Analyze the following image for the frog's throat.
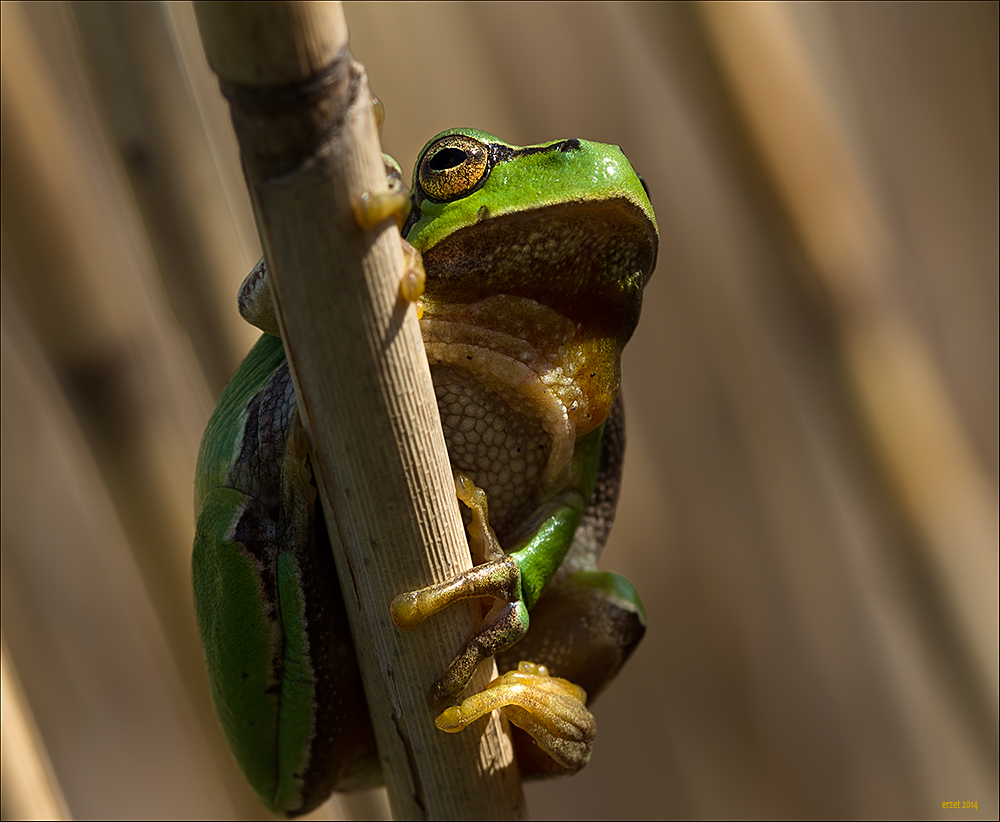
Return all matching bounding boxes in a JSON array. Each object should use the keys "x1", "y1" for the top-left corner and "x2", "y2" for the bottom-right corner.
[{"x1": 420, "y1": 296, "x2": 621, "y2": 494}]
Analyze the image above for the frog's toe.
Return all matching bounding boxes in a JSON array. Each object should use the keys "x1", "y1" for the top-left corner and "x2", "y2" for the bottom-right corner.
[
  {"x1": 436, "y1": 661, "x2": 595, "y2": 773},
  {"x1": 353, "y1": 187, "x2": 411, "y2": 231},
  {"x1": 389, "y1": 555, "x2": 521, "y2": 631},
  {"x1": 398, "y1": 241, "x2": 426, "y2": 306}
]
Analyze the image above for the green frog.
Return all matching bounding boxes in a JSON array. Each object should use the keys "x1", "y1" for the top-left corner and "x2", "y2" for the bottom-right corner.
[{"x1": 193, "y1": 128, "x2": 657, "y2": 816}]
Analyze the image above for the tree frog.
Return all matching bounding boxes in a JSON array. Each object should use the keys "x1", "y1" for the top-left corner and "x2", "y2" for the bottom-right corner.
[{"x1": 193, "y1": 128, "x2": 657, "y2": 816}]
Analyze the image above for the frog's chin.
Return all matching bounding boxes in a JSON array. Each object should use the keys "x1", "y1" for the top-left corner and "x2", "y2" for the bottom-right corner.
[
  {"x1": 416, "y1": 198, "x2": 654, "y2": 343},
  {"x1": 420, "y1": 295, "x2": 621, "y2": 491}
]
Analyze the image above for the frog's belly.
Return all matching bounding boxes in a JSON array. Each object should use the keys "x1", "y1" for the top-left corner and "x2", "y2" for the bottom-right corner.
[{"x1": 431, "y1": 364, "x2": 548, "y2": 541}]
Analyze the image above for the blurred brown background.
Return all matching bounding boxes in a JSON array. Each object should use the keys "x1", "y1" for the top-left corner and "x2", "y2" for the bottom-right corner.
[{"x1": 1, "y1": 2, "x2": 996, "y2": 819}]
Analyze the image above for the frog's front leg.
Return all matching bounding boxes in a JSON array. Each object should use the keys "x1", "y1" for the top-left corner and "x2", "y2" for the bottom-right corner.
[
  {"x1": 390, "y1": 467, "x2": 598, "y2": 770},
  {"x1": 390, "y1": 471, "x2": 533, "y2": 705},
  {"x1": 239, "y1": 156, "x2": 425, "y2": 341}
]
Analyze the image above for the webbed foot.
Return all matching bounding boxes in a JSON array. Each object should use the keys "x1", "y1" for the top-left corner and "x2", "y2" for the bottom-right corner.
[{"x1": 436, "y1": 661, "x2": 596, "y2": 773}]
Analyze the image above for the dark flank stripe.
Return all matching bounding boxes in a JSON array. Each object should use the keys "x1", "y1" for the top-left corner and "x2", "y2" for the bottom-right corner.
[
  {"x1": 229, "y1": 361, "x2": 295, "y2": 517},
  {"x1": 235, "y1": 390, "x2": 264, "y2": 471},
  {"x1": 286, "y1": 498, "x2": 380, "y2": 812},
  {"x1": 489, "y1": 138, "x2": 582, "y2": 165}
]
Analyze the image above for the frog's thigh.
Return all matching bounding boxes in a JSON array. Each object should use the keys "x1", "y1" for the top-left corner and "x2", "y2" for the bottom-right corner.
[
  {"x1": 193, "y1": 487, "x2": 285, "y2": 808},
  {"x1": 194, "y1": 487, "x2": 378, "y2": 815}
]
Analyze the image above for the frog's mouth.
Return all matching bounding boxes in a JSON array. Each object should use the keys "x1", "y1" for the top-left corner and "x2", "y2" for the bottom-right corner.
[{"x1": 417, "y1": 199, "x2": 656, "y2": 492}]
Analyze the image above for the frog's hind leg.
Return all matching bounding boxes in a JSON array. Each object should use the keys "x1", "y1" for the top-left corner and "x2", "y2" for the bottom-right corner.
[
  {"x1": 435, "y1": 660, "x2": 596, "y2": 774},
  {"x1": 432, "y1": 567, "x2": 646, "y2": 778},
  {"x1": 497, "y1": 570, "x2": 647, "y2": 699},
  {"x1": 494, "y1": 569, "x2": 647, "y2": 778}
]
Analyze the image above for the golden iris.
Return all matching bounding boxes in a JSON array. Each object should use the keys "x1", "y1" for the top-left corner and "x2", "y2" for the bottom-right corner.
[{"x1": 418, "y1": 134, "x2": 490, "y2": 202}]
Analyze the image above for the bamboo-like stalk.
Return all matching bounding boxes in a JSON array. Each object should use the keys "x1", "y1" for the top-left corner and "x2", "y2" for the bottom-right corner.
[
  {"x1": 194, "y1": 3, "x2": 525, "y2": 818},
  {"x1": 0, "y1": 638, "x2": 70, "y2": 821}
]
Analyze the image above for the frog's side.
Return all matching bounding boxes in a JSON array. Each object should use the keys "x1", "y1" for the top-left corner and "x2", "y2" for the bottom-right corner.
[{"x1": 193, "y1": 130, "x2": 657, "y2": 816}]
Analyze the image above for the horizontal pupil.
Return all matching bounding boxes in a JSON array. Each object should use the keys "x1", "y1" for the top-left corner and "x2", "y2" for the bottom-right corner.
[{"x1": 430, "y1": 147, "x2": 468, "y2": 172}]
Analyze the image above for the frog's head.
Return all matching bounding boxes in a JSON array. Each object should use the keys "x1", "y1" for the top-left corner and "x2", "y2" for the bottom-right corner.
[
  {"x1": 404, "y1": 129, "x2": 657, "y2": 335},
  {"x1": 404, "y1": 129, "x2": 657, "y2": 474}
]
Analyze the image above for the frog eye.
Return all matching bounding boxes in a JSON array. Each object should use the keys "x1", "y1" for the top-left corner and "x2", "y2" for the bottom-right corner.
[{"x1": 417, "y1": 134, "x2": 490, "y2": 202}]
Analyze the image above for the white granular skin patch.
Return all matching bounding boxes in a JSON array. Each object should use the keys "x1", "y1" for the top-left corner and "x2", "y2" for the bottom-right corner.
[{"x1": 432, "y1": 365, "x2": 549, "y2": 539}]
